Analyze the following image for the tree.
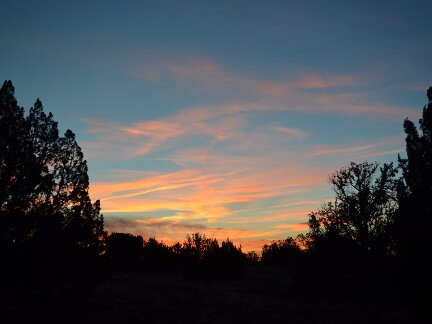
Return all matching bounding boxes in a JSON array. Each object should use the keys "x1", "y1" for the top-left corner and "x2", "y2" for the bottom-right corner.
[
  {"x1": 398, "y1": 86, "x2": 432, "y2": 258},
  {"x1": 105, "y1": 232, "x2": 144, "y2": 269},
  {"x1": 297, "y1": 162, "x2": 399, "y2": 295},
  {"x1": 181, "y1": 232, "x2": 218, "y2": 261},
  {"x1": 142, "y1": 237, "x2": 176, "y2": 269},
  {"x1": 179, "y1": 233, "x2": 246, "y2": 279},
  {"x1": 204, "y1": 238, "x2": 246, "y2": 278},
  {"x1": 0, "y1": 81, "x2": 39, "y2": 219},
  {"x1": 396, "y1": 87, "x2": 432, "y2": 311},
  {"x1": 245, "y1": 251, "x2": 260, "y2": 264},
  {"x1": 261, "y1": 237, "x2": 302, "y2": 267},
  {"x1": 0, "y1": 80, "x2": 104, "y2": 255},
  {"x1": 306, "y1": 161, "x2": 399, "y2": 256}
]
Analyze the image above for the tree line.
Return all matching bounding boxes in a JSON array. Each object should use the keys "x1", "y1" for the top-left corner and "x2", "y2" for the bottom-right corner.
[{"x1": 1, "y1": 80, "x2": 431, "y2": 307}]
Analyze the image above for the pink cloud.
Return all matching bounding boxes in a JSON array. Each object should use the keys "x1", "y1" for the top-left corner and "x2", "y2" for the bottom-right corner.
[
  {"x1": 128, "y1": 56, "x2": 419, "y2": 121},
  {"x1": 296, "y1": 73, "x2": 357, "y2": 89},
  {"x1": 307, "y1": 135, "x2": 404, "y2": 158},
  {"x1": 270, "y1": 126, "x2": 309, "y2": 139},
  {"x1": 169, "y1": 59, "x2": 224, "y2": 79},
  {"x1": 134, "y1": 57, "x2": 360, "y2": 96},
  {"x1": 308, "y1": 143, "x2": 380, "y2": 157},
  {"x1": 257, "y1": 73, "x2": 358, "y2": 96}
]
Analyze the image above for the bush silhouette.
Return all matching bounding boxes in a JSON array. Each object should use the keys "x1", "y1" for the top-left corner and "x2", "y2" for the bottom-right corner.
[
  {"x1": 105, "y1": 232, "x2": 144, "y2": 269},
  {"x1": 180, "y1": 233, "x2": 246, "y2": 279},
  {"x1": 261, "y1": 238, "x2": 303, "y2": 268},
  {"x1": 142, "y1": 237, "x2": 177, "y2": 269},
  {"x1": 203, "y1": 238, "x2": 246, "y2": 279}
]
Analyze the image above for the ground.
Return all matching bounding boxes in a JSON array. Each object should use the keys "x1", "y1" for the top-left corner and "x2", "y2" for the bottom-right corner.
[{"x1": 5, "y1": 266, "x2": 415, "y2": 323}]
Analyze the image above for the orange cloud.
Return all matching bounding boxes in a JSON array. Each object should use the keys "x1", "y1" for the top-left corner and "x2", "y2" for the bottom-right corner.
[
  {"x1": 90, "y1": 162, "x2": 328, "y2": 225},
  {"x1": 274, "y1": 222, "x2": 309, "y2": 232}
]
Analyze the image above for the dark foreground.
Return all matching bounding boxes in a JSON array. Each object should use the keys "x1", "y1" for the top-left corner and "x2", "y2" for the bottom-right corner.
[{"x1": 2, "y1": 266, "x2": 418, "y2": 324}]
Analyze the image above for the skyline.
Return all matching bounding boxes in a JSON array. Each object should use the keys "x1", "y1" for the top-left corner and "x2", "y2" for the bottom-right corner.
[{"x1": 1, "y1": 1, "x2": 431, "y2": 250}]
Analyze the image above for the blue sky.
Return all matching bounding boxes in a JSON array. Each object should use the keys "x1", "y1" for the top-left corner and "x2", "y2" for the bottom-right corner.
[{"x1": 1, "y1": 0, "x2": 431, "y2": 250}]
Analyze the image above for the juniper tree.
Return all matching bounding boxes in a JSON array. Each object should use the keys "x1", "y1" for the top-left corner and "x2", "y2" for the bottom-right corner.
[{"x1": 0, "y1": 80, "x2": 104, "y2": 254}]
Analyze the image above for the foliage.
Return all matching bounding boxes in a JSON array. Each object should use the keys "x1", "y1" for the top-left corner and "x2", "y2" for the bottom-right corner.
[
  {"x1": 180, "y1": 233, "x2": 246, "y2": 279},
  {"x1": 0, "y1": 80, "x2": 105, "y2": 256},
  {"x1": 204, "y1": 238, "x2": 246, "y2": 278},
  {"x1": 105, "y1": 232, "x2": 144, "y2": 269},
  {"x1": 306, "y1": 161, "x2": 399, "y2": 256},
  {"x1": 0, "y1": 80, "x2": 107, "y2": 315},
  {"x1": 395, "y1": 86, "x2": 432, "y2": 308},
  {"x1": 399, "y1": 87, "x2": 432, "y2": 198},
  {"x1": 142, "y1": 237, "x2": 176, "y2": 269},
  {"x1": 261, "y1": 238, "x2": 303, "y2": 267},
  {"x1": 181, "y1": 232, "x2": 219, "y2": 261},
  {"x1": 397, "y1": 86, "x2": 432, "y2": 258},
  {"x1": 245, "y1": 251, "x2": 260, "y2": 264}
]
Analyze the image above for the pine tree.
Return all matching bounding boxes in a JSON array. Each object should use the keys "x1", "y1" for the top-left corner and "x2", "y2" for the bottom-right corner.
[
  {"x1": 398, "y1": 86, "x2": 432, "y2": 258},
  {"x1": 399, "y1": 87, "x2": 432, "y2": 211},
  {"x1": 0, "y1": 80, "x2": 104, "y2": 255}
]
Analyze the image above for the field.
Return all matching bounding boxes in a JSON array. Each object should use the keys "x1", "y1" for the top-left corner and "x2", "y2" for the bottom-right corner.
[{"x1": 8, "y1": 266, "x2": 415, "y2": 324}]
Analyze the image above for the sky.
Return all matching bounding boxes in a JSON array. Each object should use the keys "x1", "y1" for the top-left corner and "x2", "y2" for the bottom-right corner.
[{"x1": 1, "y1": 0, "x2": 431, "y2": 251}]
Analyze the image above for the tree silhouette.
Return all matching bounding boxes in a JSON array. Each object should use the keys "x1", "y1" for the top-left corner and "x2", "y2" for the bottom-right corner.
[
  {"x1": 204, "y1": 238, "x2": 246, "y2": 279},
  {"x1": 0, "y1": 81, "x2": 40, "y2": 247},
  {"x1": 105, "y1": 232, "x2": 144, "y2": 269},
  {"x1": 0, "y1": 80, "x2": 104, "y2": 256},
  {"x1": 142, "y1": 237, "x2": 176, "y2": 269},
  {"x1": 396, "y1": 87, "x2": 432, "y2": 314},
  {"x1": 306, "y1": 161, "x2": 398, "y2": 257},
  {"x1": 181, "y1": 232, "x2": 218, "y2": 261},
  {"x1": 245, "y1": 251, "x2": 260, "y2": 264},
  {"x1": 179, "y1": 233, "x2": 246, "y2": 279},
  {"x1": 0, "y1": 80, "x2": 107, "y2": 323},
  {"x1": 297, "y1": 161, "x2": 402, "y2": 296},
  {"x1": 261, "y1": 238, "x2": 302, "y2": 267},
  {"x1": 398, "y1": 86, "x2": 432, "y2": 258}
]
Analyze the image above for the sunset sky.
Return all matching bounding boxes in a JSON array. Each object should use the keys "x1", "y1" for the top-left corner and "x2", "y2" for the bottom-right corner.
[{"x1": 1, "y1": 0, "x2": 431, "y2": 251}]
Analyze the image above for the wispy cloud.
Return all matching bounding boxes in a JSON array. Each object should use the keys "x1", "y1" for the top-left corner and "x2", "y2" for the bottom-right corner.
[
  {"x1": 82, "y1": 101, "x2": 310, "y2": 161},
  {"x1": 83, "y1": 56, "x2": 413, "y2": 250},
  {"x1": 274, "y1": 222, "x2": 309, "y2": 232},
  {"x1": 307, "y1": 135, "x2": 404, "y2": 159},
  {"x1": 130, "y1": 56, "x2": 417, "y2": 120},
  {"x1": 84, "y1": 98, "x2": 405, "y2": 250},
  {"x1": 270, "y1": 126, "x2": 309, "y2": 140},
  {"x1": 134, "y1": 58, "x2": 359, "y2": 96},
  {"x1": 91, "y1": 165, "x2": 326, "y2": 222}
]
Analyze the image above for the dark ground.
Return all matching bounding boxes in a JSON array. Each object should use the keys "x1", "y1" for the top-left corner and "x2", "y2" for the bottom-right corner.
[{"x1": 3, "y1": 266, "x2": 417, "y2": 324}]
